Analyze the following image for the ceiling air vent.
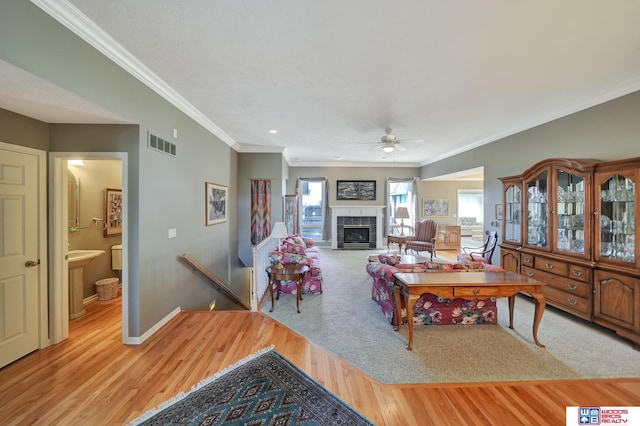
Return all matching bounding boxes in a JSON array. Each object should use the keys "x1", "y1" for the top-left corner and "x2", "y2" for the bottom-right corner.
[{"x1": 147, "y1": 132, "x2": 176, "y2": 157}]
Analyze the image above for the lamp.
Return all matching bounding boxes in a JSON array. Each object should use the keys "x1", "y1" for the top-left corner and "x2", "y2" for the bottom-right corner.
[
  {"x1": 270, "y1": 221, "x2": 288, "y2": 245},
  {"x1": 395, "y1": 207, "x2": 410, "y2": 235},
  {"x1": 382, "y1": 145, "x2": 395, "y2": 153}
]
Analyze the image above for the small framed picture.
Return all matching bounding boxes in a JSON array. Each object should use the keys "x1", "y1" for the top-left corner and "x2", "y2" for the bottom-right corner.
[
  {"x1": 495, "y1": 204, "x2": 503, "y2": 220},
  {"x1": 104, "y1": 188, "x2": 123, "y2": 237},
  {"x1": 206, "y1": 182, "x2": 227, "y2": 225}
]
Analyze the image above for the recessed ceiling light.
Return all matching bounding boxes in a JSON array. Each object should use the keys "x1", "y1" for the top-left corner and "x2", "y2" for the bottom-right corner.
[
  {"x1": 334, "y1": 156, "x2": 342, "y2": 160},
  {"x1": 269, "y1": 129, "x2": 278, "y2": 134}
]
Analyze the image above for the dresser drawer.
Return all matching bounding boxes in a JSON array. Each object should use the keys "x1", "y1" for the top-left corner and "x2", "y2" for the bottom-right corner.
[
  {"x1": 568, "y1": 264, "x2": 590, "y2": 283},
  {"x1": 521, "y1": 253, "x2": 535, "y2": 267},
  {"x1": 543, "y1": 286, "x2": 591, "y2": 316},
  {"x1": 521, "y1": 266, "x2": 543, "y2": 280},
  {"x1": 534, "y1": 257, "x2": 568, "y2": 276},
  {"x1": 544, "y1": 274, "x2": 591, "y2": 299}
]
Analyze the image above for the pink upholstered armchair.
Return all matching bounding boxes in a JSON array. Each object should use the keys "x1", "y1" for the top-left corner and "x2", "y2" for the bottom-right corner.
[{"x1": 404, "y1": 219, "x2": 438, "y2": 259}]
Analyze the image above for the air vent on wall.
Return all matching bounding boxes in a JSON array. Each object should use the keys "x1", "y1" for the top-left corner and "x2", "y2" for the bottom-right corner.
[{"x1": 147, "y1": 132, "x2": 176, "y2": 157}]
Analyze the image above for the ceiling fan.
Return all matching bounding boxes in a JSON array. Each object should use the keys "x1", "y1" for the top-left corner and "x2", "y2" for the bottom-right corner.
[{"x1": 368, "y1": 127, "x2": 424, "y2": 153}]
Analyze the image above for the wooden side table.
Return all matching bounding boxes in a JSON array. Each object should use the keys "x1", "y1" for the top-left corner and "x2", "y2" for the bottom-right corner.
[
  {"x1": 387, "y1": 234, "x2": 407, "y2": 252},
  {"x1": 265, "y1": 264, "x2": 310, "y2": 313}
]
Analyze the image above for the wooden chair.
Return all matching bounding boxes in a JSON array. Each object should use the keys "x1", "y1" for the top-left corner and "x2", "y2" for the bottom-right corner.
[
  {"x1": 404, "y1": 219, "x2": 438, "y2": 259},
  {"x1": 457, "y1": 230, "x2": 498, "y2": 264}
]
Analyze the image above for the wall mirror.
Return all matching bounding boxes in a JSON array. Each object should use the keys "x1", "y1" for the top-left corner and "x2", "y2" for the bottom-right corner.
[{"x1": 68, "y1": 170, "x2": 80, "y2": 228}]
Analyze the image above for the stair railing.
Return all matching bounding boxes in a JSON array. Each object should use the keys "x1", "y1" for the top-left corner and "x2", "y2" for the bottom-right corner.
[{"x1": 179, "y1": 254, "x2": 250, "y2": 310}]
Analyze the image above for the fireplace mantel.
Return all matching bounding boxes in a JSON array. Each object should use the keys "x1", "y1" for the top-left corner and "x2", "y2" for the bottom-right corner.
[{"x1": 330, "y1": 205, "x2": 385, "y2": 249}]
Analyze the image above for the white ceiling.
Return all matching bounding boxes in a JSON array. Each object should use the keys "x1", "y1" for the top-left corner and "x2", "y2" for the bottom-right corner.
[{"x1": 4, "y1": 1, "x2": 640, "y2": 167}]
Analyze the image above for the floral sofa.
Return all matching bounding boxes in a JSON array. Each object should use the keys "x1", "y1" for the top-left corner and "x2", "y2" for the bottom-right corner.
[
  {"x1": 268, "y1": 234, "x2": 323, "y2": 294},
  {"x1": 366, "y1": 255, "x2": 503, "y2": 327}
]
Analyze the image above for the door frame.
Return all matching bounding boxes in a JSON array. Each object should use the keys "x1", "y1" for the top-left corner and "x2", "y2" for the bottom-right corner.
[
  {"x1": 49, "y1": 152, "x2": 129, "y2": 344},
  {"x1": 0, "y1": 141, "x2": 49, "y2": 350}
]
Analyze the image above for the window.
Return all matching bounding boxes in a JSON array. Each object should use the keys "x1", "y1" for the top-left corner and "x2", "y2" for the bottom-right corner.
[
  {"x1": 298, "y1": 178, "x2": 327, "y2": 241},
  {"x1": 387, "y1": 179, "x2": 416, "y2": 236},
  {"x1": 457, "y1": 189, "x2": 484, "y2": 223}
]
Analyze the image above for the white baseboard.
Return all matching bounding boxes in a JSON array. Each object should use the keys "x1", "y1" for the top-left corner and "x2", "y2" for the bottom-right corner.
[{"x1": 125, "y1": 306, "x2": 181, "y2": 345}]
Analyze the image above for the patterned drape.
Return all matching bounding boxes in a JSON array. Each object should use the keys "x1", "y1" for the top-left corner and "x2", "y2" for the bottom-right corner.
[{"x1": 251, "y1": 179, "x2": 272, "y2": 244}]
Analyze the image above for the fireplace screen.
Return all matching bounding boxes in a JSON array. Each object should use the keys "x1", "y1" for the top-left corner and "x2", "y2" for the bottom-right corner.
[{"x1": 343, "y1": 225, "x2": 370, "y2": 249}]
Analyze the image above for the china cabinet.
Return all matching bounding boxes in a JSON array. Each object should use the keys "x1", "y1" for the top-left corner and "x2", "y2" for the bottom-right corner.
[{"x1": 499, "y1": 157, "x2": 640, "y2": 347}]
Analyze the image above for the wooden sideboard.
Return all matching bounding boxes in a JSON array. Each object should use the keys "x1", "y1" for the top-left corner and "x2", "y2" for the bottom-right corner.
[{"x1": 436, "y1": 225, "x2": 461, "y2": 250}]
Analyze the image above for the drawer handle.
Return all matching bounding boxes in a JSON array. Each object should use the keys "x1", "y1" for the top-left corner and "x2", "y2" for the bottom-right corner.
[
  {"x1": 472, "y1": 288, "x2": 480, "y2": 296},
  {"x1": 568, "y1": 283, "x2": 578, "y2": 291},
  {"x1": 572, "y1": 270, "x2": 583, "y2": 277},
  {"x1": 526, "y1": 271, "x2": 534, "y2": 277},
  {"x1": 568, "y1": 298, "x2": 578, "y2": 306},
  {"x1": 545, "y1": 263, "x2": 554, "y2": 269},
  {"x1": 524, "y1": 256, "x2": 531, "y2": 262}
]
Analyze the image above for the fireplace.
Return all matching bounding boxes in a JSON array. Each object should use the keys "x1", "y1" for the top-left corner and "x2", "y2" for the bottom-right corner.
[
  {"x1": 330, "y1": 205, "x2": 385, "y2": 249},
  {"x1": 336, "y1": 215, "x2": 377, "y2": 249},
  {"x1": 343, "y1": 225, "x2": 370, "y2": 249}
]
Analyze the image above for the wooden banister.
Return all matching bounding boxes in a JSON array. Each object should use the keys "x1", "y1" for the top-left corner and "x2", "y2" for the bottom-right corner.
[{"x1": 179, "y1": 254, "x2": 250, "y2": 310}]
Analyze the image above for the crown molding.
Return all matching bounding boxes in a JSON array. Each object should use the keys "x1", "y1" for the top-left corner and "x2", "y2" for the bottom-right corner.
[{"x1": 31, "y1": 0, "x2": 240, "y2": 151}]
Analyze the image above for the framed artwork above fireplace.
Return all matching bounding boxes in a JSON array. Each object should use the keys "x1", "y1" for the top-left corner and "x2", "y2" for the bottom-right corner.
[{"x1": 336, "y1": 180, "x2": 376, "y2": 200}]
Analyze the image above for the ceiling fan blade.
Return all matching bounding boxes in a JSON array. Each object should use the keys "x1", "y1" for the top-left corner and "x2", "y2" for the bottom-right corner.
[
  {"x1": 396, "y1": 144, "x2": 407, "y2": 151},
  {"x1": 397, "y1": 138, "x2": 424, "y2": 143}
]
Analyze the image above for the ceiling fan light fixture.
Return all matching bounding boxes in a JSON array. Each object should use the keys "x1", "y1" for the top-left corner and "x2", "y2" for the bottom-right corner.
[{"x1": 382, "y1": 145, "x2": 395, "y2": 153}]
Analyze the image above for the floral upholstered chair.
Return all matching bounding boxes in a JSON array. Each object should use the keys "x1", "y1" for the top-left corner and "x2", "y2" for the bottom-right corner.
[{"x1": 404, "y1": 219, "x2": 438, "y2": 259}]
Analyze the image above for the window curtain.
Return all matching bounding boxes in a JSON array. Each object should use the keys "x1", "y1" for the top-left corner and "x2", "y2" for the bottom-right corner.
[
  {"x1": 386, "y1": 177, "x2": 418, "y2": 235},
  {"x1": 250, "y1": 179, "x2": 272, "y2": 244}
]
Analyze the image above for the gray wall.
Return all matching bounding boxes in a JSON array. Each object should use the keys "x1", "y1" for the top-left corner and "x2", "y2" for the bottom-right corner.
[
  {"x1": 421, "y1": 90, "x2": 640, "y2": 259},
  {"x1": 1, "y1": 2, "x2": 244, "y2": 336},
  {"x1": 287, "y1": 166, "x2": 421, "y2": 205},
  {"x1": 2, "y1": 1, "x2": 639, "y2": 337}
]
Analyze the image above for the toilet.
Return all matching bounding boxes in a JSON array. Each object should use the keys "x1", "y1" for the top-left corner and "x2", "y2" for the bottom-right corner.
[{"x1": 111, "y1": 244, "x2": 122, "y2": 272}]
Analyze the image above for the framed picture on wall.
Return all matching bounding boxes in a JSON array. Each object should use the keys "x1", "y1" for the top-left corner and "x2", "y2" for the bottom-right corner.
[
  {"x1": 495, "y1": 204, "x2": 504, "y2": 220},
  {"x1": 422, "y1": 198, "x2": 449, "y2": 217},
  {"x1": 206, "y1": 182, "x2": 227, "y2": 225},
  {"x1": 336, "y1": 180, "x2": 376, "y2": 200},
  {"x1": 104, "y1": 188, "x2": 122, "y2": 236}
]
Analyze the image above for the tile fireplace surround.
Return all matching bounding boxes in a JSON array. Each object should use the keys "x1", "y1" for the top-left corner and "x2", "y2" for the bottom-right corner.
[{"x1": 330, "y1": 205, "x2": 385, "y2": 249}]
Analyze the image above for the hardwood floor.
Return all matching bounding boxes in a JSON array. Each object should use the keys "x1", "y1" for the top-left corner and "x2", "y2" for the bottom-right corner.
[{"x1": 1, "y1": 289, "x2": 639, "y2": 425}]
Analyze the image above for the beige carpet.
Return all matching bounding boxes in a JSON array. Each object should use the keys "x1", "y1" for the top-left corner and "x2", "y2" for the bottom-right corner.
[{"x1": 262, "y1": 247, "x2": 640, "y2": 384}]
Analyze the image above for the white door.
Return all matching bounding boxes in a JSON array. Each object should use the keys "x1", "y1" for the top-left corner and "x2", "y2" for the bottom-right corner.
[{"x1": 0, "y1": 145, "x2": 40, "y2": 368}]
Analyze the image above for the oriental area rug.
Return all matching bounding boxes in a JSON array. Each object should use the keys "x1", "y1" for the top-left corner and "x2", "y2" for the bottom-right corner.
[{"x1": 129, "y1": 347, "x2": 373, "y2": 426}]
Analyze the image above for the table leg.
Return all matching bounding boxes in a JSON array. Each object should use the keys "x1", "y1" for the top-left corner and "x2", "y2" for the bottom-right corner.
[
  {"x1": 530, "y1": 292, "x2": 546, "y2": 348},
  {"x1": 296, "y1": 275, "x2": 302, "y2": 313},
  {"x1": 268, "y1": 277, "x2": 275, "y2": 312},
  {"x1": 393, "y1": 285, "x2": 402, "y2": 331},
  {"x1": 508, "y1": 295, "x2": 515, "y2": 329},
  {"x1": 403, "y1": 292, "x2": 419, "y2": 351}
]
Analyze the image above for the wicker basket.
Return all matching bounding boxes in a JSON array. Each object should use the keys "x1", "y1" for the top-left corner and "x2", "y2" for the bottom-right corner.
[{"x1": 95, "y1": 278, "x2": 119, "y2": 301}]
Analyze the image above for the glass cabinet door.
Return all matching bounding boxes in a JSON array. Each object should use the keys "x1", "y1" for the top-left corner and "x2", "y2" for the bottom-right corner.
[
  {"x1": 555, "y1": 169, "x2": 587, "y2": 255},
  {"x1": 525, "y1": 171, "x2": 549, "y2": 249},
  {"x1": 504, "y1": 184, "x2": 522, "y2": 243},
  {"x1": 597, "y1": 173, "x2": 635, "y2": 264}
]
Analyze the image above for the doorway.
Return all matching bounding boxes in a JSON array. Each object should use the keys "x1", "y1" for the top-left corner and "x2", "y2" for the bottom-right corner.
[{"x1": 50, "y1": 153, "x2": 129, "y2": 344}]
